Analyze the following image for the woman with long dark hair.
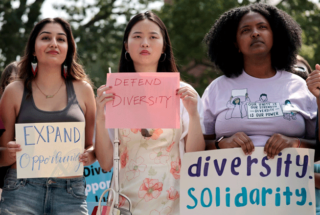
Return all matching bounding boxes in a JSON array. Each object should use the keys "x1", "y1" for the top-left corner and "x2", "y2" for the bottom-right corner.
[
  {"x1": 0, "y1": 17, "x2": 96, "y2": 214},
  {"x1": 95, "y1": 11, "x2": 205, "y2": 214},
  {"x1": 202, "y1": 3, "x2": 317, "y2": 160}
]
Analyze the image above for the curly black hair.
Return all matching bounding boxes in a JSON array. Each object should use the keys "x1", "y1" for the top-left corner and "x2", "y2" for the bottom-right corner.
[{"x1": 205, "y1": 3, "x2": 302, "y2": 78}]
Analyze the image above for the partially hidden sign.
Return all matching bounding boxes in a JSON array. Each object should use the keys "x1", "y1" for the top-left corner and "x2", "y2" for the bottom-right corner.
[
  {"x1": 105, "y1": 73, "x2": 180, "y2": 128},
  {"x1": 180, "y1": 148, "x2": 315, "y2": 215},
  {"x1": 15, "y1": 122, "x2": 85, "y2": 178}
]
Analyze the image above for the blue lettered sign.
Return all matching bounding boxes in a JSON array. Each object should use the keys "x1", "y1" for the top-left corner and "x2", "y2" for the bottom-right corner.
[
  {"x1": 180, "y1": 148, "x2": 315, "y2": 215},
  {"x1": 15, "y1": 122, "x2": 85, "y2": 178},
  {"x1": 85, "y1": 161, "x2": 113, "y2": 214}
]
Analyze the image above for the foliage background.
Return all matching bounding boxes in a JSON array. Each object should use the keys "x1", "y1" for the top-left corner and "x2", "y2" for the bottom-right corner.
[{"x1": 0, "y1": 0, "x2": 319, "y2": 95}]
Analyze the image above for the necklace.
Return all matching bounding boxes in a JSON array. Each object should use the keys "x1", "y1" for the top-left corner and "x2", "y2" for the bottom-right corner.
[{"x1": 34, "y1": 81, "x2": 64, "y2": 99}]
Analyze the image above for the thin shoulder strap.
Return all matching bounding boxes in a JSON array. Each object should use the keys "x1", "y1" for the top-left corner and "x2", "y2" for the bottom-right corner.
[{"x1": 66, "y1": 79, "x2": 76, "y2": 103}]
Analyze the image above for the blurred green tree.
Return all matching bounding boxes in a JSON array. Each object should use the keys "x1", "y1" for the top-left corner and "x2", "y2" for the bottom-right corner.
[
  {"x1": 0, "y1": 0, "x2": 319, "y2": 94},
  {"x1": 54, "y1": 0, "x2": 159, "y2": 88},
  {"x1": 277, "y1": 0, "x2": 320, "y2": 68},
  {"x1": 0, "y1": 0, "x2": 159, "y2": 88},
  {"x1": 0, "y1": 0, "x2": 45, "y2": 69},
  {"x1": 157, "y1": 0, "x2": 320, "y2": 95}
]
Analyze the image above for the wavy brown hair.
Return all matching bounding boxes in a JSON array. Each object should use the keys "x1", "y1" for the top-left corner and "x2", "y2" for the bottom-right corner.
[
  {"x1": 118, "y1": 11, "x2": 179, "y2": 73},
  {"x1": 0, "y1": 61, "x2": 18, "y2": 96},
  {"x1": 19, "y1": 17, "x2": 92, "y2": 94}
]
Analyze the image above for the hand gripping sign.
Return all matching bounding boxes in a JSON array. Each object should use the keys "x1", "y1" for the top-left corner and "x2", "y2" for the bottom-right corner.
[
  {"x1": 104, "y1": 73, "x2": 180, "y2": 129},
  {"x1": 15, "y1": 122, "x2": 85, "y2": 178},
  {"x1": 180, "y1": 148, "x2": 315, "y2": 215}
]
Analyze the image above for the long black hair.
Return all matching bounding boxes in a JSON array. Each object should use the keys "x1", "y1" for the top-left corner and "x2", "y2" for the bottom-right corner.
[{"x1": 118, "y1": 11, "x2": 179, "y2": 73}]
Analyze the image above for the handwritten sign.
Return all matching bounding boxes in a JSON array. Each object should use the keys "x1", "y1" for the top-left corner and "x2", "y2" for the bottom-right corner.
[
  {"x1": 247, "y1": 102, "x2": 284, "y2": 119},
  {"x1": 105, "y1": 73, "x2": 180, "y2": 128},
  {"x1": 180, "y1": 148, "x2": 315, "y2": 215},
  {"x1": 15, "y1": 122, "x2": 85, "y2": 178}
]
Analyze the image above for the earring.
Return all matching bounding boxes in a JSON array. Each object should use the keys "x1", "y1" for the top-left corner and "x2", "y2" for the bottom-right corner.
[
  {"x1": 63, "y1": 63, "x2": 68, "y2": 78},
  {"x1": 125, "y1": 51, "x2": 130, "y2": 61},
  {"x1": 160, "y1": 53, "x2": 166, "y2": 62},
  {"x1": 31, "y1": 56, "x2": 38, "y2": 77}
]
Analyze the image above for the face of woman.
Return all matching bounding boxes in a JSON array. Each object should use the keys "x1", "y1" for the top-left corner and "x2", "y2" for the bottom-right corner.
[
  {"x1": 236, "y1": 12, "x2": 273, "y2": 57},
  {"x1": 34, "y1": 23, "x2": 68, "y2": 67},
  {"x1": 125, "y1": 19, "x2": 164, "y2": 71}
]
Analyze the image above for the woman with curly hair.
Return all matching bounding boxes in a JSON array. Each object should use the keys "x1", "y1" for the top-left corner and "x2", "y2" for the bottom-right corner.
[{"x1": 202, "y1": 3, "x2": 318, "y2": 160}]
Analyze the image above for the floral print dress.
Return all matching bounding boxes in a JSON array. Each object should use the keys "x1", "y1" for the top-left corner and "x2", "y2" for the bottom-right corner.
[{"x1": 117, "y1": 127, "x2": 182, "y2": 215}]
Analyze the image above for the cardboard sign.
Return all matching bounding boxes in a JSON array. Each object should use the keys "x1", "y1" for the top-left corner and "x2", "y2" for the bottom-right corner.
[
  {"x1": 15, "y1": 122, "x2": 85, "y2": 178},
  {"x1": 180, "y1": 148, "x2": 315, "y2": 215},
  {"x1": 105, "y1": 73, "x2": 180, "y2": 128}
]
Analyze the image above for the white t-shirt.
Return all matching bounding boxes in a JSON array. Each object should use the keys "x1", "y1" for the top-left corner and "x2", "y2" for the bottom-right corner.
[
  {"x1": 202, "y1": 70, "x2": 317, "y2": 147},
  {"x1": 108, "y1": 81, "x2": 205, "y2": 157}
]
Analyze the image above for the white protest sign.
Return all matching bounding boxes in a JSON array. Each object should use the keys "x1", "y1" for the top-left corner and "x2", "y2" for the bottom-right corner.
[
  {"x1": 232, "y1": 89, "x2": 247, "y2": 97},
  {"x1": 247, "y1": 102, "x2": 284, "y2": 119},
  {"x1": 15, "y1": 122, "x2": 85, "y2": 178},
  {"x1": 180, "y1": 148, "x2": 315, "y2": 215}
]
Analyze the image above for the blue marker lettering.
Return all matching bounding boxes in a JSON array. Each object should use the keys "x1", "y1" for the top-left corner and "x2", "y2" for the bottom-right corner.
[
  {"x1": 46, "y1": 125, "x2": 54, "y2": 142},
  {"x1": 34, "y1": 126, "x2": 46, "y2": 144},
  {"x1": 24, "y1": 126, "x2": 35, "y2": 145},
  {"x1": 19, "y1": 153, "x2": 30, "y2": 168},
  {"x1": 64, "y1": 128, "x2": 72, "y2": 142},
  {"x1": 55, "y1": 127, "x2": 62, "y2": 142},
  {"x1": 249, "y1": 188, "x2": 260, "y2": 205},
  {"x1": 200, "y1": 188, "x2": 212, "y2": 207},
  {"x1": 74, "y1": 127, "x2": 80, "y2": 143},
  {"x1": 187, "y1": 188, "x2": 198, "y2": 209},
  {"x1": 262, "y1": 187, "x2": 272, "y2": 206},
  {"x1": 283, "y1": 186, "x2": 292, "y2": 205},
  {"x1": 235, "y1": 187, "x2": 247, "y2": 207},
  {"x1": 295, "y1": 188, "x2": 306, "y2": 206}
]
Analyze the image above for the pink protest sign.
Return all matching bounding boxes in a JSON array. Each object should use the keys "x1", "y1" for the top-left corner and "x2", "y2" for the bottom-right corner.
[{"x1": 105, "y1": 73, "x2": 180, "y2": 128}]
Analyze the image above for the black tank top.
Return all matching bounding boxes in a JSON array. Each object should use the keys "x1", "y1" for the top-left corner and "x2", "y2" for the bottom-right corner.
[{"x1": 16, "y1": 79, "x2": 85, "y2": 123}]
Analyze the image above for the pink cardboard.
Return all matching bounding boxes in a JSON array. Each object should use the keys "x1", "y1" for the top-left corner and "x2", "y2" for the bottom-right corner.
[{"x1": 105, "y1": 73, "x2": 180, "y2": 128}]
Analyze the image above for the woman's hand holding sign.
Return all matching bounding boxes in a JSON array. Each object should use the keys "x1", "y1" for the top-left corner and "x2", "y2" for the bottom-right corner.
[
  {"x1": 79, "y1": 148, "x2": 95, "y2": 166},
  {"x1": 177, "y1": 86, "x2": 205, "y2": 152},
  {"x1": 96, "y1": 85, "x2": 114, "y2": 120},
  {"x1": 7, "y1": 141, "x2": 21, "y2": 160},
  {"x1": 264, "y1": 134, "x2": 299, "y2": 159},
  {"x1": 177, "y1": 86, "x2": 198, "y2": 116},
  {"x1": 218, "y1": 132, "x2": 254, "y2": 155},
  {"x1": 306, "y1": 64, "x2": 320, "y2": 99}
]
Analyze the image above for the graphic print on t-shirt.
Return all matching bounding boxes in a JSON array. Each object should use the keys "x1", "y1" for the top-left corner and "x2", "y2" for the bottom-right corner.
[
  {"x1": 255, "y1": 93, "x2": 268, "y2": 102},
  {"x1": 282, "y1": 99, "x2": 297, "y2": 121},
  {"x1": 225, "y1": 90, "x2": 297, "y2": 120},
  {"x1": 225, "y1": 89, "x2": 251, "y2": 119}
]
